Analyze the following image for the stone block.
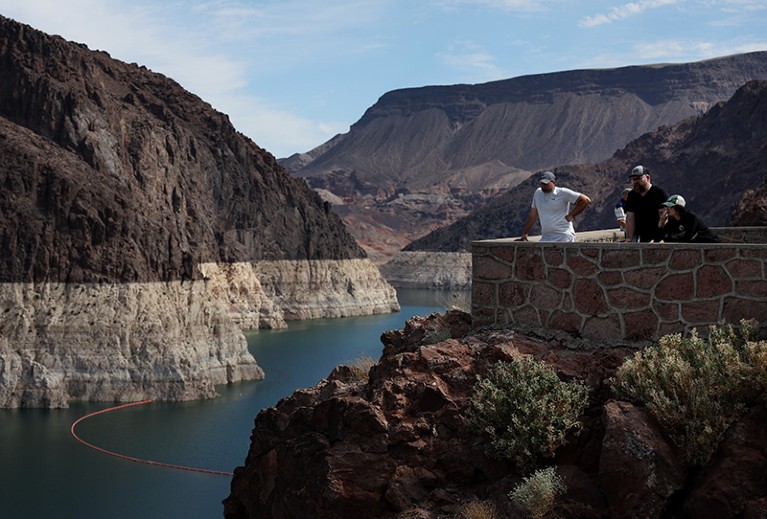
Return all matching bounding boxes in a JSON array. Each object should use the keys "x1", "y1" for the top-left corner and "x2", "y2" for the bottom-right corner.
[
  {"x1": 598, "y1": 271, "x2": 623, "y2": 286},
  {"x1": 472, "y1": 255, "x2": 512, "y2": 281},
  {"x1": 624, "y1": 267, "x2": 667, "y2": 290},
  {"x1": 735, "y1": 280, "x2": 767, "y2": 298},
  {"x1": 492, "y1": 246, "x2": 517, "y2": 263},
  {"x1": 658, "y1": 321, "x2": 684, "y2": 338},
  {"x1": 722, "y1": 297, "x2": 767, "y2": 323},
  {"x1": 653, "y1": 301, "x2": 679, "y2": 321},
  {"x1": 601, "y1": 249, "x2": 641, "y2": 269},
  {"x1": 543, "y1": 248, "x2": 564, "y2": 266},
  {"x1": 514, "y1": 305, "x2": 541, "y2": 327},
  {"x1": 574, "y1": 279, "x2": 608, "y2": 315},
  {"x1": 623, "y1": 310, "x2": 659, "y2": 341},
  {"x1": 669, "y1": 249, "x2": 702, "y2": 270},
  {"x1": 607, "y1": 287, "x2": 652, "y2": 310},
  {"x1": 472, "y1": 308, "x2": 496, "y2": 327},
  {"x1": 697, "y1": 265, "x2": 733, "y2": 298},
  {"x1": 704, "y1": 248, "x2": 737, "y2": 262},
  {"x1": 567, "y1": 253, "x2": 600, "y2": 277},
  {"x1": 741, "y1": 248, "x2": 767, "y2": 261},
  {"x1": 549, "y1": 268, "x2": 573, "y2": 289},
  {"x1": 726, "y1": 259, "x2": 763, "y2": 279},
  {"x1": 514, "y1": 249, "x2": 545, "y2": 281},
  {"x1": 548, "y1": 311, "x2": 583, "y2": 333},
  {"x1": 681, "y1": 300, "x2": 721, "y2": 325},
  {"x1": 499, "y1": 281, "x2": 528, "y2": 307},
  {"x1": 582, "y1": 315, "x2": 623, "y2": 341},
  {"x1": 471, "y1": 281, "x2": 496, "y2": 307},
  {"x1": 530, "y1": 284, "x2": 562, "y2": 308},
  {"x1": 641, "y1": 248, "x2": 671, "y2": 266},
  {"x1": 656, "y1": 273, "x2": 694, "y2": 301}
]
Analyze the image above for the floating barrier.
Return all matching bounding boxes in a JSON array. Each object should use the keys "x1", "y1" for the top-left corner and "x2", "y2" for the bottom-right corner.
[{"x1": 70, "y1": 400, "x2": 234, "y2": 476}]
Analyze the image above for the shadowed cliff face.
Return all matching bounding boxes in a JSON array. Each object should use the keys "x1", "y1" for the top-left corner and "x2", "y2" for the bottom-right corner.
[
  {"x1": 283, "y1": 53, "x2": 767, "y2": 260},
  {"x1": 405, "y1": 79, "x2": 767, "y2": 252},
  {"x1": 0, "y1": 15, "x2": 365, "y2": 284}
]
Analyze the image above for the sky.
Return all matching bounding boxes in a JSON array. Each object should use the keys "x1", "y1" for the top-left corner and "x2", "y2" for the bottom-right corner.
[{"x1": 1, "y1": 1, "x2": 766, "y2": 158}]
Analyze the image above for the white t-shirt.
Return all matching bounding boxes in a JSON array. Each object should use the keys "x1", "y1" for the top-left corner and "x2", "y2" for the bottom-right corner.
[{"x1": 531, "y1": 186, "x2": 582, "y2": 241}]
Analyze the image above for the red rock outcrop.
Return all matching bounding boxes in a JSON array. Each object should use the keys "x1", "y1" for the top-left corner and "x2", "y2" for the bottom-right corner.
[{"x1": 225, "y1": 311, "x2": 767, "y2": 518}]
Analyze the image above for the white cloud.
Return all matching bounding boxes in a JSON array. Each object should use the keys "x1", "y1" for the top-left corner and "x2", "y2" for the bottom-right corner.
[
  {"x1": 433, "y1": 0, "x2": 553, "y2": 12},
  {"x1": 437, "y1": 40, "x2": 506, "y2": 81},
  {"x1": 217, "y1": 94, "x2": 348, "y2": 157},
  {"x1": 579, "y1": 0, "x2": 682, "y2": 27}
]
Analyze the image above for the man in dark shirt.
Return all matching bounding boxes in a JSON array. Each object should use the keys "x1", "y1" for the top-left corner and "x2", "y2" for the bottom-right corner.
[{"x1": 623, "y1": 165, "x2": 668, "y2": 242}]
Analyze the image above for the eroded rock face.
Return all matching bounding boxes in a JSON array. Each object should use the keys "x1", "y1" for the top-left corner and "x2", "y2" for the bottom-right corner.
[
  {"x1": 0, "y1": 280, "x2": 263, "y2": 408},
  {"x1": 0, "y1": 16, "x2": 398, "y2": 407},
  {"x1": 224, "y1": 312, "x2": 766, "y2": 519}
]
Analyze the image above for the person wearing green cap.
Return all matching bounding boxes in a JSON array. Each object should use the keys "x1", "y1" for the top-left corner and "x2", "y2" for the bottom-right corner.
[{"x1": 656, "y1": 194, "x2": 720, "y2": 243}]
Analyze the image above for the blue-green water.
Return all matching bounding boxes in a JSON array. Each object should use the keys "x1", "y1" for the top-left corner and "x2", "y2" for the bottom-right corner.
[{"x1": 0, "y1": 289, "x2": 448, "y2": 519}]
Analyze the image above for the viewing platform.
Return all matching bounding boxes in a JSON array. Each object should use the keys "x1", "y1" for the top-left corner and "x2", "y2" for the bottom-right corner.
[{"x1": 471, "y1": 228, "x2": 767, "y2": 342}]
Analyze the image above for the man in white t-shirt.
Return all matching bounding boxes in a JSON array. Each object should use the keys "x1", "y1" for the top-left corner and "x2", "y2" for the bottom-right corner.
[{"x1": 515, "y1": 171, "x2": 591, "y2": 242}]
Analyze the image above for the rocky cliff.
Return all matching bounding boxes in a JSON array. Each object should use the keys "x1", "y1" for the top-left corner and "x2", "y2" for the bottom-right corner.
[
  {"x1": 0, "y1": 16, "x2": 398, "y2": 408},
  {"x1": 224, "y1": 311, "x2": 767, "y2": 518},
  {"x1": 283, "y1": 53, "x2": 767, "y2": 260}
]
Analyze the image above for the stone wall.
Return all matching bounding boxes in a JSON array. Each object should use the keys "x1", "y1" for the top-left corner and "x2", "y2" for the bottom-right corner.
[{"x1": 471, "y1": 228, "x2": 767, "y2": 342}]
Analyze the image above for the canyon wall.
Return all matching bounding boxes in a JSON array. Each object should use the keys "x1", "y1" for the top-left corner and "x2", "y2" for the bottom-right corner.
[
  {"x1": 0, "y1": 16, "x2": 398, "y2": 408},
  {"x1": 0, "y1": 258, "x2": 397, "y2": 408}
]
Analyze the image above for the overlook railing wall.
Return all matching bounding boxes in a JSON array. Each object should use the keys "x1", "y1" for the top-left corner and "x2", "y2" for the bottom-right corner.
[{"x1": 471, "y1": 228, "x2": 767, "y2": 342}]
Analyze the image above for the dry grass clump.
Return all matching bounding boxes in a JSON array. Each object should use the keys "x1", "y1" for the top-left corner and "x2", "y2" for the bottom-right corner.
[
  {"x1": 612, "y1": 320, "x2": 767, "y2": 465},
  {"x1": 509, "y1": 467, "x2": 566, "y2": 519},
  {"x1": 345, "y1": 353, "x2": 377, "y2": 381},
  {"x1": 456, "y1": 499, "x2": 496, "y2": 519}
]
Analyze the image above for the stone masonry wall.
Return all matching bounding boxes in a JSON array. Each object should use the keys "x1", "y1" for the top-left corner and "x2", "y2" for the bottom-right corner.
[{"x1": 471, "y1": 228, "x2": 767, "y2": 342}]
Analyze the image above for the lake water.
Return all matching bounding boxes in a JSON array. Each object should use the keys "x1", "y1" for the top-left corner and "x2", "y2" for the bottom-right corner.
[{"x1": 0, "y1": 289, "x2": 451, "y2": 519}]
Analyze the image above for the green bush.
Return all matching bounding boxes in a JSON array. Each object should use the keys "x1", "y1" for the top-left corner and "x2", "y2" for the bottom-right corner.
[
  {"x1": 509, "y1": 466, "x2": 566, "y2": 519},
  {"x1": 464, "y1": 356, "x2": 589, "y2": 471},
  {"x1": 612, "y1": 320, "x2": 767, "y2": 465}
]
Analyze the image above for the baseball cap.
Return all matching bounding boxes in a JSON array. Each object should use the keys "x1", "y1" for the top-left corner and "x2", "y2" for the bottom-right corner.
[
  {"x1": 662, "y1": 194, "x2": 686, "y2": 208},
  {"x1": 629, "y1": 165, "x2": 647, "y2": 177},
  {"x1": 539, "y1": 171, "x2": 556, "y2": 184}
]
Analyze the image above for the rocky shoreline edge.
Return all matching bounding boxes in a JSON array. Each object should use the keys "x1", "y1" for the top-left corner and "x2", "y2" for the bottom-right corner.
[{"x1": 0, "y1": 259, "x2": 398, "y2": 408}]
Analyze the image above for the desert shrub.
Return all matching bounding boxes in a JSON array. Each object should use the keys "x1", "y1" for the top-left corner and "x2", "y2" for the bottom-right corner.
[
  {"x1": 464, "y1": 356, "x2": 589, "y2": 471},
  {"x1": 509, "y1": 466, "x2": 566, "y2": 519},
  {"x1": 612, "y1": 320, "x2": 767, "y2": 465},
  {"x1": 456, "y1": 498, "x2": 496, "y2": 519}
]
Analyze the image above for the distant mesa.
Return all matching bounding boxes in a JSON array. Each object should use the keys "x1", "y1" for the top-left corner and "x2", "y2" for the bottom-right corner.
[{"x1": 281, "y1": 52, "x2": 767, "y2": 261}]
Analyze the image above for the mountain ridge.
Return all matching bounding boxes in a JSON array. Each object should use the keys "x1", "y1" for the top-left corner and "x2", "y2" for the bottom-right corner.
[
  {"x1": 282, "y1": 51, "x2": 767, "y2": 260},
  {"x1": 404, "y1": 79, "x2": 767, "y2": 253}
]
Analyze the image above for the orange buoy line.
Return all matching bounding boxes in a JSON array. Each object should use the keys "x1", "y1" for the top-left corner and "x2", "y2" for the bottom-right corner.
[{"x1": 70, "y1": 399, "x2": 234, "y2": 476}]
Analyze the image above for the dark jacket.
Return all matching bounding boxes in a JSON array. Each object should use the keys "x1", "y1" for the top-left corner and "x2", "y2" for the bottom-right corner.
[{"x1": 660, "y1": 211, "x2": 720, "y2": 243}]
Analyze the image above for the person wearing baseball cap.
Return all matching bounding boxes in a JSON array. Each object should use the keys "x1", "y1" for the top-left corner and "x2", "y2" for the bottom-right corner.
[
  {"x1": 656, "y1": 194, "x2": 720, "y2": 243},
  {"x1": 516, "y1": 170, "x2": 591, "y2": 242},
  {"x1": 622, "y1": 165, "x2": 668, "y2": 242}
]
